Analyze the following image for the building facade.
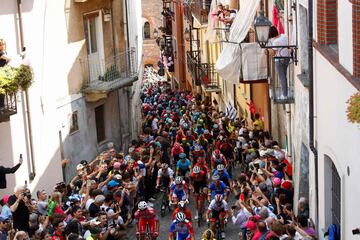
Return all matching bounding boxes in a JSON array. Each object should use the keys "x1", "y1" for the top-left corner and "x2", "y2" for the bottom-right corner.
[{"x1": 0, "y1": 0, "x2": 142, "y2": 195}]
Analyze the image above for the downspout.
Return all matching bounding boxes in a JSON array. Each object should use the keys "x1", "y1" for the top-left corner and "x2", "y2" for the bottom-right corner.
[
  {"x1": 307, "y1": 0, "x2": 319, "y2": 234},
  {"x1": 110, "y1": 0, "x2": 116, "y2": 58},
  {"x1": 124, "y1": 0, "x2": 131, "y2": 51},
  {"x1": 17, "y1": 0, "x2": 36, "y2": 180}
]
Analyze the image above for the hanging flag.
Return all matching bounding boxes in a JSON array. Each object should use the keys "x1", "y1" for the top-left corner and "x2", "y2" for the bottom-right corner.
[
  {"x1": 272, "y1": 3, "x2": 284, "y2": 34},
  {"x1": 226, "y1": 102, "x2": 238, "y2": 121}
]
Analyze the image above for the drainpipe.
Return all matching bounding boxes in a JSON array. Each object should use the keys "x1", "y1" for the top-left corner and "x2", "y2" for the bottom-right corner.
[
  {"x1": 124, "y1": 0, "x2": 131, "y2": 51},
  {"x1": 17, "y1": 0, "x2": 36, "y2": 180},
  {"x1": 110, "y1": 0, "x2": 116, "y2": 58},
  {"x1": 307, "y1": 0, "x2": 319, "y2": 233}
]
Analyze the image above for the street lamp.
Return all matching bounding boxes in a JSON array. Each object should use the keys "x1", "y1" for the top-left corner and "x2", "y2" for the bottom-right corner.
[{"x1": 253, "y1": 9, "x2": 272, "y2": 48}]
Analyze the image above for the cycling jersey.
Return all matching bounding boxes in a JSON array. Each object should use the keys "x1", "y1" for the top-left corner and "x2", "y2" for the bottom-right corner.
[
  {"x1": 134, "y1": 208, "x2": 157, "y2": 236},
  {"x1": 208, "y1": 181, "x2": 228, "y2": 199},
  {"x1": 190, "y1": 171, "x2": 207, "y2": 193},
  {"x1": 134, "y1": 207, "x2": 156, "y2": 220},
  {"x1": 157, "y1": 167, "x2": 174, "y2": 178},
  {"x1": 169, "y1": 220, "x2": 194, "y2": 240},
  {"x1": 171, "y1": 208, "x2": 192, "y2": 221},
  {"x1": 213, "y1": 170, "x2": 231, "y2": 186},
  {"x1": 211, "y1": 154, "x2": 227, "y2": 169},
  {"x1": 208, "y1": 199, "x2": 229, "y2": 212},
  {"x1": 177, "y1": 159, "x2": 191, "y2": 173}
]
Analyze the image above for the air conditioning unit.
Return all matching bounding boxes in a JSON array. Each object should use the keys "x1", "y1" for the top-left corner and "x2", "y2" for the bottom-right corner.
[{"x1": 74, "y1": 0, "x2": 88, "y2": 3}]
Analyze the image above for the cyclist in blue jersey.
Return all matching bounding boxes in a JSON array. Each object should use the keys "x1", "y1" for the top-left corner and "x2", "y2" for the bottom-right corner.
[
  {"x1": 213, "y1": 164, "x2": 231, "y2": 187},
  {"x1": 170, "y1": 176, "x2": 189, "y2": 205},
  {"x1": 168, "y1": 212, "x2": 195, "y2": 240},
  {"x1": 176, "y1": 153, "x2": 191, "y2": 178},
  {"x1": 207, "y1": 174, "x2": 230, "y2": 202}
]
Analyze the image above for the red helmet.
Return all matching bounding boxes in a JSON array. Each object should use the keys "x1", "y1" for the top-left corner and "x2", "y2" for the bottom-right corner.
[
  {"x1": 214, "y1": 149, "x2": 220, "y2": 156},
  {"x1": 177, "y1": 130, "x2": 183, "y2": 135}
]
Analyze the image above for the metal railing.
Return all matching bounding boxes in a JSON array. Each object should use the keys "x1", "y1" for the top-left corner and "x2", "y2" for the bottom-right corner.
[
  {"x1": 81, "y1": 48, "x2": 137, "y2": 89},
  {"x1": 0, "y1": 93, "x2": 17, "y2": 122},
  {"x1": 200, "y1": 63, "x2": 220, "y2": 91}
]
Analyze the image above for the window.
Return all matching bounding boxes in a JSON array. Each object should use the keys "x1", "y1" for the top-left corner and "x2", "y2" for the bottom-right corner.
[
  {"x1": 331, "y1": 162, "x2": 341, "y2": 226},
  {"x1": 84, "y1": 13, "x2": 99, "y2": 54},
  {"x1": 95, "y1": 105, "x2": 105, "y2": 143},
  {"x1": 324, "y1": 155, "x2": 341, "y2": 228},
  {"x1": 144, "y1": 22, "x2": 150, "y2": 39},
  {"x1": 69, "y1": 111, "x2": 79, "y2": 134},
  {"x1": 317, "y1": 0, "x2": 338, "y2": 51}
]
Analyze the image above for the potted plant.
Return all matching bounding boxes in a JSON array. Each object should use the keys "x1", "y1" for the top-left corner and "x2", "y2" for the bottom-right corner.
[
  {"x1": 346, "y1": 91, "x2": 360, "y2": 125},
  {"x1": 14, "y1": 64, "x2": 33, "y2": 90}
]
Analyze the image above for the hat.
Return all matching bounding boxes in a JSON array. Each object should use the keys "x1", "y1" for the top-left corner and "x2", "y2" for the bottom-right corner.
[
  {"x1": 274, "y1": 171, "x2": 284, "y2": 179},
  {"x1": 113, "y1": 162, "x2": 121, "y2": 169},
  {"x1": 114, "y1": 174, "x2": 122, "y2": 180},
  {"x1": 0, "y1": 216, "x2": 9, "y2": 222},
  {"x1": 108, "y1": 180, "x2": 120, "y2": 188},
  {"x1": 245, "y1": 220, "x2": 256, "y2": 230},
  {"x1": 76, "y1": 164, "x2": 84, "y2": 171},
  {"x1": 257, "y1": 169, "x2": 264, "y2": 175},
  {"x1": 281, "y1": 180, "x2": 293, "y2": 190},
  {"x1": 94, "y1": 195, "x2": 105, "y2": 203},
  {"x1": 272, "y1": 177, "x2": 281, "y2": 187}
]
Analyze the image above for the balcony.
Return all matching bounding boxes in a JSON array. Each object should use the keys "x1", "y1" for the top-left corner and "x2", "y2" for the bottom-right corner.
[
  {"x1": 186, "y1": 51, "x2": 220, "y2": 92},
  {"x1": 0, "y1": 93, "x2": 17, "y2": 122},
  {"x1": 81, "y1": 49, "x2": 138, "y2": 102},
  {"x1": 184, "y1": 0, "x2": 211, "y2": 25}
]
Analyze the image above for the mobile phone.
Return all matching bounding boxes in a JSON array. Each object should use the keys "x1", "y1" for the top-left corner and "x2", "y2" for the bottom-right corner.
[{"x1": 353, "y1": 228, "x2": 360, "y2": 235}]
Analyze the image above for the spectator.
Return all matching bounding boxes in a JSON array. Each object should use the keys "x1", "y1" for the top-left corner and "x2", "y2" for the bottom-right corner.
[
  {"x1": 0, "y1": 196, "x2": 11, "y2": 220},
  {"x1": 0, "y1": 157, "x2": 22, "y2": 189},
  {"x1": 8, "y1": 185, "x2": 31, "y2": 233}
]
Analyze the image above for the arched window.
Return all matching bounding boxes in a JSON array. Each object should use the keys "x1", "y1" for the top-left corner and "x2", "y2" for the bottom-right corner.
[{"x1": 144, "y1": 22, "x2": 150, "y2": 39}]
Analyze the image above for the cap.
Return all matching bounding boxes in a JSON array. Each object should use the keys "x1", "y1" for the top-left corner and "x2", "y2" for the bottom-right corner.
[
  {"x1": 2, "y1": 195, "x2": 9, "y2": 204},
  {"x1": 245, "y1": 220, "x2": 256, "y2": 230},
  {"x1": 272, "y1": 177, "x2": 281, "y2": 187},
  {"x1": 114, "y1": 174, "x2": 122, "y2": 180},
  {"x1": 76, "y1": 164, "x2": 84, "y2": 171},
  {"x1": 94, "y1": 195, "x2": 105, "y2": 203},
  {"x1": 113, "y1": 162, "x2": 121, "y2": 169},
  {"x1": 281, "y1": 180, "x2": 293, "y2": 190},
  {"x1": 0, "y1": 216, "x2": 9, "y2": 222},
  {"x1": 108, "y1": 180, "x2": 120, "y2": 188},
  {"x1": 80, "y1": 160, "x2": 88, "y2": 166}
]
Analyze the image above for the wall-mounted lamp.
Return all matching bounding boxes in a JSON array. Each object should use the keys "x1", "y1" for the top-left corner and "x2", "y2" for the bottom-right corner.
[
  {"x1": 102, "y1": 8, "x2": 111, "y2": 22},
  {"x1": 253, "y1": 0, "x2": 298, "y2": 63}
]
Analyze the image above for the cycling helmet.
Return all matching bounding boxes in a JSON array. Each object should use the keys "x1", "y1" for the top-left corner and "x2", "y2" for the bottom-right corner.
[
  {"x1": 138, "y1": 201, "x2": 147, "y2": 210},
  {"x1": 213, "y1": 124, "x2": 219, "y2": 129},
  {"x1": 217, "y1": 164, "x2": 225, "y2": 171},
  {"x1": 175, "y1": 212, "x2": 186, "y2": 222},
  {"x1": 178, "y1": 200, "x2": 187, "y2": 208},
  {"x1": 177, "y1": 130, "x2": 183, "y2": 135},
  {"x1": 214, "y1": 194, "x2": 223, "y2": 203},
  {"x1": 179, "y1": 153, "x2": 186, "y2": 159},
  {"x1": 161, "y1": 163, "x2": 168, "y2": 169},
  {"x1": 193, "y1": 166, "x2": 201, "y2": 174},
  {"x1": 214, "y1": 149, "x2": 220, "y2": 156},
  {"x1": 212, "y1": 174, "x2": 220, "y2": 181},
  {"x1": 175, "y1": 176, "x2": 183, "y2": 185},
  {"x1": 194, "y1": 145, "x2": 201, "y2": 152}
]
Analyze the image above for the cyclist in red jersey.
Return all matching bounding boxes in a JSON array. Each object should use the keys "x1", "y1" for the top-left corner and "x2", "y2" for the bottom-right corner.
[
  {"x1": 210, "y1": 149, "x2": 227, "y2": 170},
  {"x1": 189, "y1": 166, "x2": 208, "y2": 220},
  {"x1": 193, "y1": 157, "x2": 210, "y2": 180},
  {"x1": 171, "y1": 200, "x2": 192, "y2": 222},
  {"x1": 134, "y1": 201, "x2": 159, "y2": 240},
  {"x1": 190, "y1": 144, "x2": 206, "y2": 165}
]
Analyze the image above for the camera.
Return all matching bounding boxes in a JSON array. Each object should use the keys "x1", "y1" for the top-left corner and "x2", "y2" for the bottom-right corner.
[{"x1": 353, "y1": 228, "x2": 360, "y2": 235}]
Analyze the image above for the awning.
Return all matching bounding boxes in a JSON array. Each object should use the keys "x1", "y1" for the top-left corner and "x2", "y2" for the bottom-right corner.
[{"x1": 215, "y1": 0, "x2": 260, "y2": 84}]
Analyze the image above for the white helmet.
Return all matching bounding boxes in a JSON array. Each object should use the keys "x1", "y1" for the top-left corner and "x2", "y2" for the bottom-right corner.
[
  {"x1": 217, "y1": 164, "x2": 225, "y2": 171},
  {"x1": 212, "y1": 174, "x2": 220, "y2": 181},
  {"x1": 175, "y1": 212, "x2": 186, "y2": 222},
  {"x1": 175, "y1": 176, "x2": 183, "y2": 185},
  {"x1": 138, "y1": 201, "x2": 147, "y2": 211},
  {"x1": 193, "y1": 166, "x2": 201, "y2": 174}
]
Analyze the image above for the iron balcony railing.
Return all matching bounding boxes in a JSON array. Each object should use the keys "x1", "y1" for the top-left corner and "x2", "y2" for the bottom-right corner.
[
  {"x1": 81, "y1": 48, "x2": 137, "y2": 92},
  {"x1": 184, "y1": 0, "x2": 211, "y2": 25},
  {"x1": 186, "y1": 51, "x2": 220, "y2": 91},
  {"x1": 0, "y1": 92, "x2": 17, "y2": 122}
]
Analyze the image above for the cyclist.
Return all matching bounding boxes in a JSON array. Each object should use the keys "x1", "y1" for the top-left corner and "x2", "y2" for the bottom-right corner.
[
  {"x1": 171, "y1": 200, "x2": 192, "y2": 222},
  {"x1": 210, "y1": 149, "x2": 227, "y2": 170},
  {"x1": 206, "y1": 194, "x2": 229, "y2": 239},
  {"x1": 194, "y1": 157, "x2": 211, "y2": 180},
  {"x1": 208, "y1": 175, "x2": 230, "y2": 202},
  {"x1": 171, "y1": 142, "x2": 184, "y2": 166},
  {"x1": 134, "y1": 201, "x2": 159, "y2": 240},
  {"x1": 176, "y1": 153, "x2": 191, "y2": 180},
  {"x1": 170, "y1": 176, "x2": 189, "y2": 206},
  {"x1": 190, "y1": 143, "x2": 206, "y2": 163},
  {"x1": 213, "y1": 164, "x2": 231, "y2": 187},
  {"x1": 189, "y1": 166, "x2": 208, "y2": 220},
  {"x1": 168, "y1": 212, "x2": 195, "y2": 240},
  {"x1": 156, "y1": 163, "x2": 174, "y2": 189}
]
